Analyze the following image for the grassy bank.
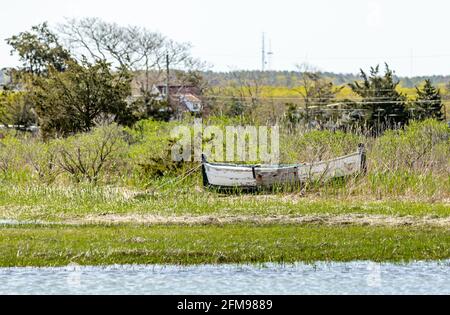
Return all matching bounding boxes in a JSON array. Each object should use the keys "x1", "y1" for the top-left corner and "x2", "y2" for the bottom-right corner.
[
  {"x1": 0, "y1": 182, "x2": 449, "y2": 222},
  {"x1": 0, "y1": 119, "x2": 448, "y2": 267},
  {"x1": 1, "y1": 224, "x2": 449, "y2": 267},
  {"x1": 1, "y1": 119, "x2": 449, "y2": 202}
]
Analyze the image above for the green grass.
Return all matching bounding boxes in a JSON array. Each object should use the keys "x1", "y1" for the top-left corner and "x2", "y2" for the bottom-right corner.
[
  {"x1": 0, "y1": 119, "x2": 447, "y2": 267},
  {"x1": 0, "y1": 183, "x2": 449, "y2": 222},
  {"x1": 1, "y1": 224, "x2": 449, "y2": 267}
]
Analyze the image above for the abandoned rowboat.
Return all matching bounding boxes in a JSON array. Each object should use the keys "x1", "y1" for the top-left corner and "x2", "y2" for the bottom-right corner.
[{"x1": 201, "y1": 144, "x2": 367, "y2": 189}]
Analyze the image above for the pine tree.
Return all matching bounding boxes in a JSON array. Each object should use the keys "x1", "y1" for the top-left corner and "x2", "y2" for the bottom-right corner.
[
  {"x1": 414, "y1": 79, "x2": 444, "y2": 121},
  {"x1": 349, "y1": 64, "x2": 409, "y2": 134}
]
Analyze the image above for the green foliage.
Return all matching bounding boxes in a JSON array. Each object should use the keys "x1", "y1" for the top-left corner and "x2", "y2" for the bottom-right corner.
[
  {"x1": 285, "y1": 103, "x2": 301, "y2": 129},
  {"x1": 414, "y1": 79, "x2": 444, "y2": 121},
  {"x1": 371, "y1": 119, "x2": 449, "y2": 174},
  {"x1": 0, "y1": 91, "x2": 36, "y2": 126},
  {"x1": 127, "y1": 119, "x2": 196, "y2": 185},
  {"x1": 133, "y1": 97, "x2": 174, "y2": 122},
  {"x1": 281, "y1": 129, "x2": 363, "y2": 163},
  {"x1": 0, "y1": 136, "x2": 23, "y2": 176},
  {"x1": 54, "y1": 124, "x2": 127, "y2": 183},
  {"x1": 202, "y1": 70, "x2": 450, "y2": 89},
  {"x1": 297, "y1": 71, "x2": 341, "y2": 107},
  {"x1": 227, "y1": 98, "x2": 245, "y2": 117},
  {"x1": 6, "y1": 22, "x2": 71, "y2": 76},
  {"x1": 22, "y1": 139, "x2": 59, "y2": 183},
  {"x1": 32, "y1": 59, "x2": 136, "y2": 136},
  {"x1": 0, "y1": 118, "x2": 448, "y2": 200},
  {"x1": 0, "y1": 224, "x2": 449, "y2": 266},
  {"x1": 349, "y1": 64, "x2": 409, "y2": 133}
]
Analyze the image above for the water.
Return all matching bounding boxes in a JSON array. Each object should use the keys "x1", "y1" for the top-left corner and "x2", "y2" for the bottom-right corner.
[{"x1": 0, "y1": 261, "x2": 449, "y2": 295}]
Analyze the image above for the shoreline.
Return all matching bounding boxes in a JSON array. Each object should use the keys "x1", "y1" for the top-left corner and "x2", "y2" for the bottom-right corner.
[
  {"x1": 3, "y1": 213, "x2": 450, "y2": 228},
  {"x1": 68, "y1": 213, "x2": 450, "y2": 227},
  {"x1": 1, "y1": 259, "x2": 450, "y2": 270},
  {"x1": 1, "y1": 224, "x2": 449, "y2": 267}
]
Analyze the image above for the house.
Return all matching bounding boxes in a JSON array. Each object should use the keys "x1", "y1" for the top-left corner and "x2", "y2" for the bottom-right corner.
[
  {"x1": 129, "y1": 74, "x2": 204, "y2": 117},
  {"x1": 154, "y1": 84, "x2": 203, "y2": 114},
  {"x1": 178, "y1": 94, "x2": 202, "y2": 113}
]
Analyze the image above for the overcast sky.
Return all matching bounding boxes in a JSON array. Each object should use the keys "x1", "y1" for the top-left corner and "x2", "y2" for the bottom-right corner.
[{"x1": 1, "y1": 0, "x2": 449, "y2": 76}]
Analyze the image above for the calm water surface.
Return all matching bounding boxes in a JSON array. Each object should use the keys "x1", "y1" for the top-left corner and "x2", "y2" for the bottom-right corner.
[{"x1": 0, "y1": 261, "x2": 449, "y2": 295}]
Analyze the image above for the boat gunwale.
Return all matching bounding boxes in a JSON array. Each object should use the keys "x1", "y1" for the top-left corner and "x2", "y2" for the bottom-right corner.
[{"x1": 203, "y1": 151, "x2": 362, "y2": 171}]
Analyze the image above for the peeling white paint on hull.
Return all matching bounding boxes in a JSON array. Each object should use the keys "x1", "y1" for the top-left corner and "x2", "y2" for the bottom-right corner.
[{"x1": 202, "y1": 145, "x2": 366, "y2": 189}]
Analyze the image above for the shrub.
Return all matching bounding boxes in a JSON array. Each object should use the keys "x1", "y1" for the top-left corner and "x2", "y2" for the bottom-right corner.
[
  {"x1": 127, "y1": 119, "x2": 197, "y2": 185},
  {"x1": 22, "y1": 139, "x2": 60, "y2": 183},
  {"x1": 371, "y1": 119, "x2": 449, "y2": 174},
  {"x1": 55, "y1": 124, "x2": 127, "y2": 182},
  {"x1": 0, "y1": 136, "x2": 23, "y2": 177}
]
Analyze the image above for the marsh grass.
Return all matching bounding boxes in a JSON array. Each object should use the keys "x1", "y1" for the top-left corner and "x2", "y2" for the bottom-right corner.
[
  {"x1": 0, "y1": 119, "x2": 448, "y2": 220},
  {"x1": 0, "y1": 180, "x2": 449, "y2": 222},
  {"x1": 1, "y1": 119, "x2": 448, "y2": 267},
  {"x1": 1, "y1": 224, "x2": 449, "y2": 266}
]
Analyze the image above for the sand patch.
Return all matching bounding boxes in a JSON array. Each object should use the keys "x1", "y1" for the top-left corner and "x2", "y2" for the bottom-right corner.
[{"x1": 67, "y1": 213, "x2": 450, "y2": 227}]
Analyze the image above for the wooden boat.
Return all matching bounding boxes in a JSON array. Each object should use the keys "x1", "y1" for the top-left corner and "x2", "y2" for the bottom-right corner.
[{"x1": 202, "y1": 144, "x2": 367, "y2": 189}]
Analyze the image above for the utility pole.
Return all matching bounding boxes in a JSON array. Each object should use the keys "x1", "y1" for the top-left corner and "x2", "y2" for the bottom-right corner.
[{"x1": 166, "y1": 53, "x2": 170, "y2": 106}]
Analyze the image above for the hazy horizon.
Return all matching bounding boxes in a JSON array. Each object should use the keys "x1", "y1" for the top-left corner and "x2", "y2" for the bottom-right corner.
[{"x1": 1, "y1": 0, "x2": 450, "y2": 76}]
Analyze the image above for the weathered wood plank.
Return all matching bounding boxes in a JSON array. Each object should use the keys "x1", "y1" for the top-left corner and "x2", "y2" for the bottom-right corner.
[{"x1": 202, "y1": 145, "x2": 366, "y2": 189}]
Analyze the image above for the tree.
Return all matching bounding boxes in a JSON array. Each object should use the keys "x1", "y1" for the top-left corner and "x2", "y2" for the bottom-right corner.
[
  {"x1": 58, "y1": 18, "x2": 205, "y2": 117},
  {"x1": 285, "y1": 102, "x2": 301, "y2": 130},
  {"x1": 227, "y1": 71, "x2": 264, "y2": 121},
  {"x1": 349, "y1": 64, "x2": 409, "y2": 133},
  {"x1": 0, "y1": 91, "x2": 36, "y2": 127},
  {"x1": 227, "y1": 97, "x2": 245, "y2": 117},
  {"x1": 32, "y1": 59, "x2": 136, "y2": 136},
  {"x1": 58, "y1": 18, "x2": 201, "y2": 89},
  {"x1": 295, "y1": 64, "x2": 342, "y2": 127},
  {"x1": 6, "y1": 23, "x2": 71, "y2": 76},
  {"x1": 413, "y1": 79, "x2": 444, "y2": 121}
]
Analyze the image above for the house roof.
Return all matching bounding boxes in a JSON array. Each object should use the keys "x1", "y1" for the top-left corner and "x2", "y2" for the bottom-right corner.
[
  {"x1": 156, "y1": 84, "x2": 196, "y2": 88},
  {"x1": 179, "y1": 93, "x2": 201, "y2": 103}
]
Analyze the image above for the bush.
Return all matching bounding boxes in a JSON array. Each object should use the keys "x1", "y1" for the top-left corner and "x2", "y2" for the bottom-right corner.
[
  {"x1": 0, "y1": 118, "x2": 448, "y2": 201},
  {"x1": 55, "y1": 124, "x2": 127, "y2": 182},
  {"x1": 127, "y1": 119, "x2": 197, "y2": 185},
  {"x1": 0, "y1": 136, "x2": 23, "y2": 176},
  {"x1": 371, "y1": 119, "x2": 449, "y2": 174},
  {"x1": 22, "y1": 139, "x2": 60, "y2": 183}
]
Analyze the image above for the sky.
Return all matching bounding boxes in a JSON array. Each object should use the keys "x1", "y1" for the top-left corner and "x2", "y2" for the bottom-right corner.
[{"x1": 1, "y1": 0, "x2": 449, "y2": 76}]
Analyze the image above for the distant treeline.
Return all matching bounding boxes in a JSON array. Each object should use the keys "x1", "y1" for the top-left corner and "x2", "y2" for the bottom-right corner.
[
  {"x1": 4, "y1": 67, "x2": 449, "y2": 89},
  {"x1": 202, "y1": 70, "x2": 450, "y2": 88}
]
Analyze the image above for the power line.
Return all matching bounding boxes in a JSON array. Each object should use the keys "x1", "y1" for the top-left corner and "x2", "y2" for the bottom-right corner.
[
  {"x1": 202, "y1": 95, "x2": 450, "y2": 102},
  {"x1": 208, "y1": 88, "x2": 450, "y2": 94}
]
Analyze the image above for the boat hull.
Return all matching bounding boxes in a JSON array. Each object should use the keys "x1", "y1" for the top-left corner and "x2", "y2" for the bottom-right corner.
[{"x1": 202, "y1": 145, "x2": 366, "y2": 189}]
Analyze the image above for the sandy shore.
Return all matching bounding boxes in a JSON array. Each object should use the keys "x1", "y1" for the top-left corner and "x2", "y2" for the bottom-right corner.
[{"x1": 66, "y1": 213, "x2": 450, "y2": 227}]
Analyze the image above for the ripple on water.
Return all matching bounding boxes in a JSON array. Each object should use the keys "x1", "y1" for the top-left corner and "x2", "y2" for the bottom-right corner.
[{"x1": 0, "y1": 261, "x2": 449, "y2": 295}]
